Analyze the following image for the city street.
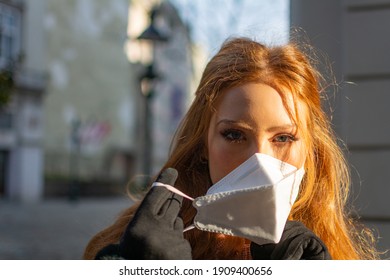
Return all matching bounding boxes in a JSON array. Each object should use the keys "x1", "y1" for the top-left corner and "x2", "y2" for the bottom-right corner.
[{"x1": 0, "y1": 196, "x2": 132, "y2": 260}]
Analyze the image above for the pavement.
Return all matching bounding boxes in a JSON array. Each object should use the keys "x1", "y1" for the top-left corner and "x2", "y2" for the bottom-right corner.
[
  {"x1": 2, "y1": 196, "x2": 389, "y2": 260},
  {"x1": 0, "y1": 196, "x2": 133, "y2": 260}
]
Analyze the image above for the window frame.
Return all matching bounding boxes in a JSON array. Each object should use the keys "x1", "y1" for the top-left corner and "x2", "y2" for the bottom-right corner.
[{"x1": 0, "y1": 2, "x2": 22, "y2": 70}]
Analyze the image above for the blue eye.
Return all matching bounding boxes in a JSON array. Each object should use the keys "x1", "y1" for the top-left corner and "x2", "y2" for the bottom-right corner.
[
  {"x1": 273, "y1": 134, "x2": 296, "y2": 143},
  {"x1": 221, "y1": 129, "x2": 245, "y2": 143}
]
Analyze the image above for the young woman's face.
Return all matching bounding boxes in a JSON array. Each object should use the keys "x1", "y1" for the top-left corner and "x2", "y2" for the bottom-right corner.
[{"x1": 207, "y1": 83, "x2": 307, "y2": 184}]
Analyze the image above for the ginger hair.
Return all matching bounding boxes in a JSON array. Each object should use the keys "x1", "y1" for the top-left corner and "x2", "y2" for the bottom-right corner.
[{"x1": 84, "y1": 37, "x2": 379, "y2": 260}]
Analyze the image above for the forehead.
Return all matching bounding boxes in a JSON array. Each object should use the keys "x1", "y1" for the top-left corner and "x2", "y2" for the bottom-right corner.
[{"x1": 214, "y1": 83, "x2": 302, "y2": 124}]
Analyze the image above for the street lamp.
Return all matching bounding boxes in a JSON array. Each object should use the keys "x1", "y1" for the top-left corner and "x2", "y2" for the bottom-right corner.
[
  {"x1": 136, "y1": 6, "x2": 169, "y2": 177},
  {"x1": 137, "y1": 8, "x2": 169, "y2": 43}
]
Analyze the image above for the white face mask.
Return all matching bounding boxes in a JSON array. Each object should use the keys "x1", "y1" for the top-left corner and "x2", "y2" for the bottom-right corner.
[{"x1": 152, "y1": 153, "x2": 305, "y2": 245}]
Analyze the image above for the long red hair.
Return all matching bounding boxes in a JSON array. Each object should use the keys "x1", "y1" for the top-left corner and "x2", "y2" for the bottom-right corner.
[{"x1": 84, "y1": 37, "x2": 379, "y2": 260}]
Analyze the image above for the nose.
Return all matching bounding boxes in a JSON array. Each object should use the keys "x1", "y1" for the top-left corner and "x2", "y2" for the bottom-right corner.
[{"x1": 251, "y1": 140, "x2": 274, "y2": 158}]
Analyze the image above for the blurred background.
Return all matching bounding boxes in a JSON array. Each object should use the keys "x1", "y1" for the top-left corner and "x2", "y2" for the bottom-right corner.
[{"x1": 0, "y1": 0, "x2": 389, "y2": 259}]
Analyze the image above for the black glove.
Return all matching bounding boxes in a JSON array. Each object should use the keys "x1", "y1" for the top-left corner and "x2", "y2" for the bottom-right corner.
[
  {"x1": 96, "y1": 168, "x2": 192, "y2": 260},
  {"x1": 250, "y1": 221, "x2": 331, "y2": 260}
]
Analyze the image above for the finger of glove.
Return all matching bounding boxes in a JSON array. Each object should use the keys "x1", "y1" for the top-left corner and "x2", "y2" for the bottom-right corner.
[
  {"x1": 119, "y1": 188, "x2": 169, "y2": 250},
  {"x1": 271, "y1": 236, "x2": 303, "y2": 259},
  {"x1": 272, "y1": 232, "x2": 325, "y2": 260},
  {"x1": 281, "y1": 221, "x2": 309, "y2": 240},
  {"x1": 157, "y1": 192, "x2": 183, "y2": 226},
  {"x1": 138, "y1": 168, "x2": 179, "y2": 217},
  {"x1": 271, "y1": 221, "x2": 331, "y2": 260},
  {"x1": 270, "y1": 221, "x2": 314, "y2": 260},
  {"x1": 298, "y1": 234, "x2": 331, "y2": 260},
  {"x1": 132, "y1": 185, "x2": 171, "y2": 221},
  {"x1": 173, "y1": 216, "x2": 185, "y2": 232}
]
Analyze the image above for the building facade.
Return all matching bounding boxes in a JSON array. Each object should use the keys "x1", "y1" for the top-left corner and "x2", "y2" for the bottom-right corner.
[
  {"x1": 0, "y1": 0, "x2": 47, "y2": 202},
  {"x1": 45, "y1": 0, "x2": 195, "y2": 197},
  {"x1": 43, "y1": 0, "x2": 137, "y2": 195},
  {"x1": 0, "y1": 0, "x2": 195, "y2": 201},
  {"x1": 291, "y1": 0, "x2": 390, "y2": 258}
]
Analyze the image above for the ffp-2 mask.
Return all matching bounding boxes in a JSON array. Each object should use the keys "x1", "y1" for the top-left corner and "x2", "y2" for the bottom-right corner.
[{"x1": 153, "y1": 153, "x2": 305, "y2": 245}]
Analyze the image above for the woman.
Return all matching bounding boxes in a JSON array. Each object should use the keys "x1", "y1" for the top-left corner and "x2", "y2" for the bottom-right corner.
[{"x1": 84, "y1": 37, "x2": 378, "y2": 260}]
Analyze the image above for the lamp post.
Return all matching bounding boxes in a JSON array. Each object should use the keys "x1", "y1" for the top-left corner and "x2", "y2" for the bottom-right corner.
[
  {"x1": 139, "y1": 64, "x2": 158, "y2": 177},
  {"x1": 136, "y1": 6, "x2": 169, "y2": 177},
  {"x1": 68, "y1": 118, "x2": 81, "y2": 201}
]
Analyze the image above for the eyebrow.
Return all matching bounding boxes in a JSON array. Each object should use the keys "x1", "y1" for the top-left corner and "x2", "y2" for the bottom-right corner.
[
  {"x1": 266, "y1": 124, "x2": 297, "y2": 133},
  {"x1": 216, "y1": 119, "x2": 253, "y2": 130},
  {"x1": 217, "y1": 119, "x2": 296, "y2": 132}
]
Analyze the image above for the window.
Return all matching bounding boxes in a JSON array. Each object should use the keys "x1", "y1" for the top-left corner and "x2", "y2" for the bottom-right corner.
[
  {"x1": 0, "y1": 2, "x2": 21, "y2": 70},
  {"x1": 0, "y1": 111, "x2": 12, "y2": 129}
]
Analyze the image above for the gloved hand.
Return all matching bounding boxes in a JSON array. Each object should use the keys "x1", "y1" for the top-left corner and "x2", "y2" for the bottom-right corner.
[
  {"x1": 250, "y1": 221, "x2": 331, "y2": 260},
  {"x1": 95, "y1": 168, "x2": 192, "y2": 260}
]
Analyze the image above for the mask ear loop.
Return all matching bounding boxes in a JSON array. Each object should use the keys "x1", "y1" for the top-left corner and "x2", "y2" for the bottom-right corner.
[
  {"x1": 152, "y1": 182, "x2": 196, "y2": 232},
  {"x1": 152, "y1": 182, "x2": 194, "y2": 201}
]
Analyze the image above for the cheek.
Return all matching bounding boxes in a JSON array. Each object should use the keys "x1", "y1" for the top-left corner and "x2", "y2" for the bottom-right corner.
[
  {"x1": 208, "y1": 142, "x2": 230, "y2": 184},
  {"x1": 207, "y1": 136, "x2": 243, "y2": 184},
  {"x1": 284, "y1": 141, "x2": 307, "y2": 169}
]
